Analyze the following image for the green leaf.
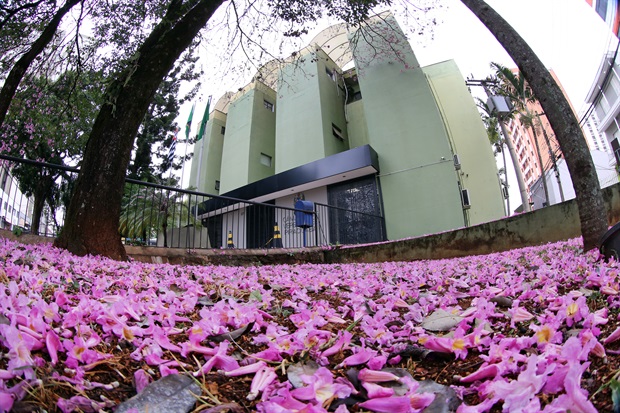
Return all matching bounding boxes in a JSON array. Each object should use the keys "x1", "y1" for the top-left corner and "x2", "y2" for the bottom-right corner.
[
  {"x1": 611, "y1": 379, "x2": 620, "y2": 413},
  {"x1": 249, "y1": 290, "x2": 263, "y2": 302}
]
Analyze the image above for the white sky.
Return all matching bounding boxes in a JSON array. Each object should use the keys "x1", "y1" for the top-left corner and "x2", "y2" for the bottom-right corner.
[
  {"x1": 416, "y1": 0, "x2": 616, "y2": 109},
  {"x1": 176, "y1": 0, "x2": 619, "y2": 199}
]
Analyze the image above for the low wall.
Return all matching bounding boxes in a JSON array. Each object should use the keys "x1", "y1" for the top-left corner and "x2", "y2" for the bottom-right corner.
[
  {"x1": 124, "y1": 245, "x2": 327, "y2": 266},
  {"x1": 3, "y1": 182, "x2": 620, "y2": 265},
  {"x1": 0, "y1": 229, "x2": 54, "y2": 245}
]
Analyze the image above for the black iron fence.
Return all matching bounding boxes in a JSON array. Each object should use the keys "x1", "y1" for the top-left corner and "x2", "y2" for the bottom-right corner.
[{"x1": 0, "y1": 154, "x2": 386, "y2": 249}]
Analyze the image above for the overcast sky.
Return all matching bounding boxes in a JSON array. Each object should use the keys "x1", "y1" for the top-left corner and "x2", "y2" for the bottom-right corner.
[
  {"x1": 415, "y1": 0, "x2": 617, "y2": 111},
  {"x1": 190, "y1": 0, "x2": 616, "y2": 114}
]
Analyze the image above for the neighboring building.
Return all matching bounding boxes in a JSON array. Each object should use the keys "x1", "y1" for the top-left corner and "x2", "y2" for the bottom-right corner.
[
  {"x1": 530, "y1": 150, "x2": 619, "y2": 209},
  {"x1": 494, "y1": 67, "x2": 613, "y2": 210},
  {"x1": 585, "y1": 49, "x2": 620, "y2": 167},
  {"x1": 585, "y1": 0, "x2": 620, "y2": 36},
  {"x1": 189, "y1": 13, "x2": 505, "y2": 248},
  {"x1": 504, "y1": 101, "x2": 560, "y2": 193},
  {"x1": 0, "y1": 161, "x2": 33, "y2": 232},
  {"x1": 583, "y1": 0, "x2": 620, "y2": 159},
  {"x1": 582, "y1": 112, "x2": 612, "y2": 153}
]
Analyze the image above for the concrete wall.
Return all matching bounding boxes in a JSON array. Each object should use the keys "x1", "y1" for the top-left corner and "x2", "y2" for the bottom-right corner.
[
  {"x1": 220, "y1": 84, "x2": 276, "y2": 194},
  {"x1": 423, "y1": 60, "x2": 505, "y2": 226},
  {"x1": 248, "y1": 85, "x2": 277, "y2": 186},
  {"x1": 189, "y1": 110, "x2": 227, "y2": 194},
  {"x1": 351, "y1": 15, "x2": 464, "y2": 240},
  {"x1": 346, "y1": 99, "x2": 369, "y2": 148},
  {"x1": 275, "y1": 48, "x2": 349, "y2": 173}
]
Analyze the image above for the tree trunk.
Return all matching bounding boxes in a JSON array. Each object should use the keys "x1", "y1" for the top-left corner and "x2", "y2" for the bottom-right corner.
[
  {"x1": 162, "y1": 219, "x2": 168, "y2": 248},
  {"x1": 54, "y1": 0, "x2": 224, "y2": 260},
  {"x1": 499, "y1": 121, "x2": 531, "y2": 213},
  {"x1": 0, "y1": 0, "x2": 82, "y2": 128},
  {"x1": 461, "y1": 0, "x2": 608, "y2": 251},
  {"x1": 31, "y1": 173, "x2": 54, "y2": 235}
]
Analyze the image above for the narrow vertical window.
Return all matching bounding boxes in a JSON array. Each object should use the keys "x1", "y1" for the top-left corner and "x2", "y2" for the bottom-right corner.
[
  {"x1": 260, "y1": 153, "x2": 272, "y2": 167},
  {"x1": 332, "y1": 123, "x2": 343, "y2": 141},
  {"x1": 264, "y1": 100, "x2": 274, "y2": 112}
]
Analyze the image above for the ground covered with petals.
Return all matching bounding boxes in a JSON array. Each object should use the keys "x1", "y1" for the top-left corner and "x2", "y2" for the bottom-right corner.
[{"x1": 1, "y1": 237, "x2": 620, "y2": 412}]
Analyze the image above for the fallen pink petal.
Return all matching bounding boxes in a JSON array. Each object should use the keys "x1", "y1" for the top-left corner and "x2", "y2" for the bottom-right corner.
[{"x1": 0, "y1": 236, "x2": 615, "y2": 411}]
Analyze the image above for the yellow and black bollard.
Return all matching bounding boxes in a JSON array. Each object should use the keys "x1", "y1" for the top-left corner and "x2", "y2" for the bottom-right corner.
[
  {"x1": 227, "y1": 231, "x2": 235, "y2": 248},
  {"x1": 271, "y1": 222, "x2": 283, "y2": 248}
]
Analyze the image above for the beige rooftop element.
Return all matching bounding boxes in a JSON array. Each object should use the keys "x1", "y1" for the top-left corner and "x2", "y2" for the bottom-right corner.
[{"x1": 224, "y1": 12, "x2": 392, "y2": 100}]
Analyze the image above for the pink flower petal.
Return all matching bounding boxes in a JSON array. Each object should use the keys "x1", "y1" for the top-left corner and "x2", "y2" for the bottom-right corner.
[{"x1": 359, "y1": 396, "x2": 412, "y2": 413}]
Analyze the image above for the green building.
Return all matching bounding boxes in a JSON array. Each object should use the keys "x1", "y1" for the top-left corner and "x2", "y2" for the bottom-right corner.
[{"x1": 189, "y1": 13, "x2": 504, "y2": 248}]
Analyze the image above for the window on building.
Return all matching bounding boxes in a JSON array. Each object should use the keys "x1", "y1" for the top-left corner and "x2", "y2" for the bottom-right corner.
[
  {"x1": 264, "y1": 100, "x2": 274, "y2": 112},
  {"x1": 260, "y1": 153, "x2": 272, "y2": 167},
  {"x1": 596, "y1": 0, "x2": 608, "y2": 20},
  {"x1": 215, "y1": 180, "x2": 220, "y2": 191},
  {"x1": 604, "y1": 70, "x2": 620, "y2": 104},
  {"x1": 612, "y1": 138, "x2": 620, "y2": 165},
  {"x1": 332, "y1": 123, "x2": 344, "y2": 141},
  {"x1": 595, "y1": 95, "x2": 611, "y2": 120},
  {"x1": 221, "y1": 126, "x2": 226, "y2": 135}
]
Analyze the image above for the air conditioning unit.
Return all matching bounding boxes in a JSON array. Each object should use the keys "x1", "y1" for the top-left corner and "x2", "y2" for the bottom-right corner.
[
  {"x1": 461, "y1": 189, "x2": 471, "y2": 209},
  {"x1": 453, "y1": 154, "x2": 461, "y2": 170}
]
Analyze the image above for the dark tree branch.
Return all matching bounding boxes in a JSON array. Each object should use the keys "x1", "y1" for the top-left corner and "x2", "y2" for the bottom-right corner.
[
  {"x1": 0, "y1": 0, "x2": 82, "y2": 128},
  {"x1": 0, "y1": 0, "x2": 45, "y2": 32}
]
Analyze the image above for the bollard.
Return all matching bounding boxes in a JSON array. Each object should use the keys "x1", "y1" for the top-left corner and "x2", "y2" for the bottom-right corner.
[
  {"x1": 271, "y1": 222, "x2": 283, "y2": 248},
  {"x1": 227, "y1": 231, "x2": 235, "y2": 249}
]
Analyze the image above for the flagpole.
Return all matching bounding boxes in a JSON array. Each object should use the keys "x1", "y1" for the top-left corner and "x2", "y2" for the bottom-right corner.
[
  {"x1": 180, "y1": 102, "x2": 195, "y2": 189},
  {"x1": 195, "y1": 96, "x2": 212, "y2": 191},
  {"x1": 166, "y1": 127, "x2": 180, "y2": 184}
]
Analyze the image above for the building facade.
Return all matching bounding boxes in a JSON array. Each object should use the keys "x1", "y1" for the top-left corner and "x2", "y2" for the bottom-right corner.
[
  {"x1": 0, "y1": 162, "x2": 34, "y2": 232},
  {"x1": 190, "y1": 14, "x2": 505, "y2": 248},
  {"x1": 504, "y1": 102, "x2": 560, "y2": 194},
  {"x1": 585, "y1": 0, "x2": 620, "y2": 36},
  {"x1": 585, "y1": 49, "x2": 620, "y2": 165},
  {"x1": 530, "y1": 150, "x2": 619, "y2": 209}
]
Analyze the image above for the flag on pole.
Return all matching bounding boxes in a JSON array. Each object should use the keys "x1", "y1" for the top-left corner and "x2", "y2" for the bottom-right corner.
[
  {"x1": 196, "y1": 96, "x2": 212, "y2": 142},
  {"x1": 167, "y1": 128, "x2": 179, "y2": 167},
  {"x1": 185, "y1": 102, "x2": 195, "y2": 141}
]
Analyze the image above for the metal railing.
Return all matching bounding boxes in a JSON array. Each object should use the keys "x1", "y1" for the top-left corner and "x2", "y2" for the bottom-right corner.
[{"x1": 0, "y1": 154, "x2": 386, "y2": 249}]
